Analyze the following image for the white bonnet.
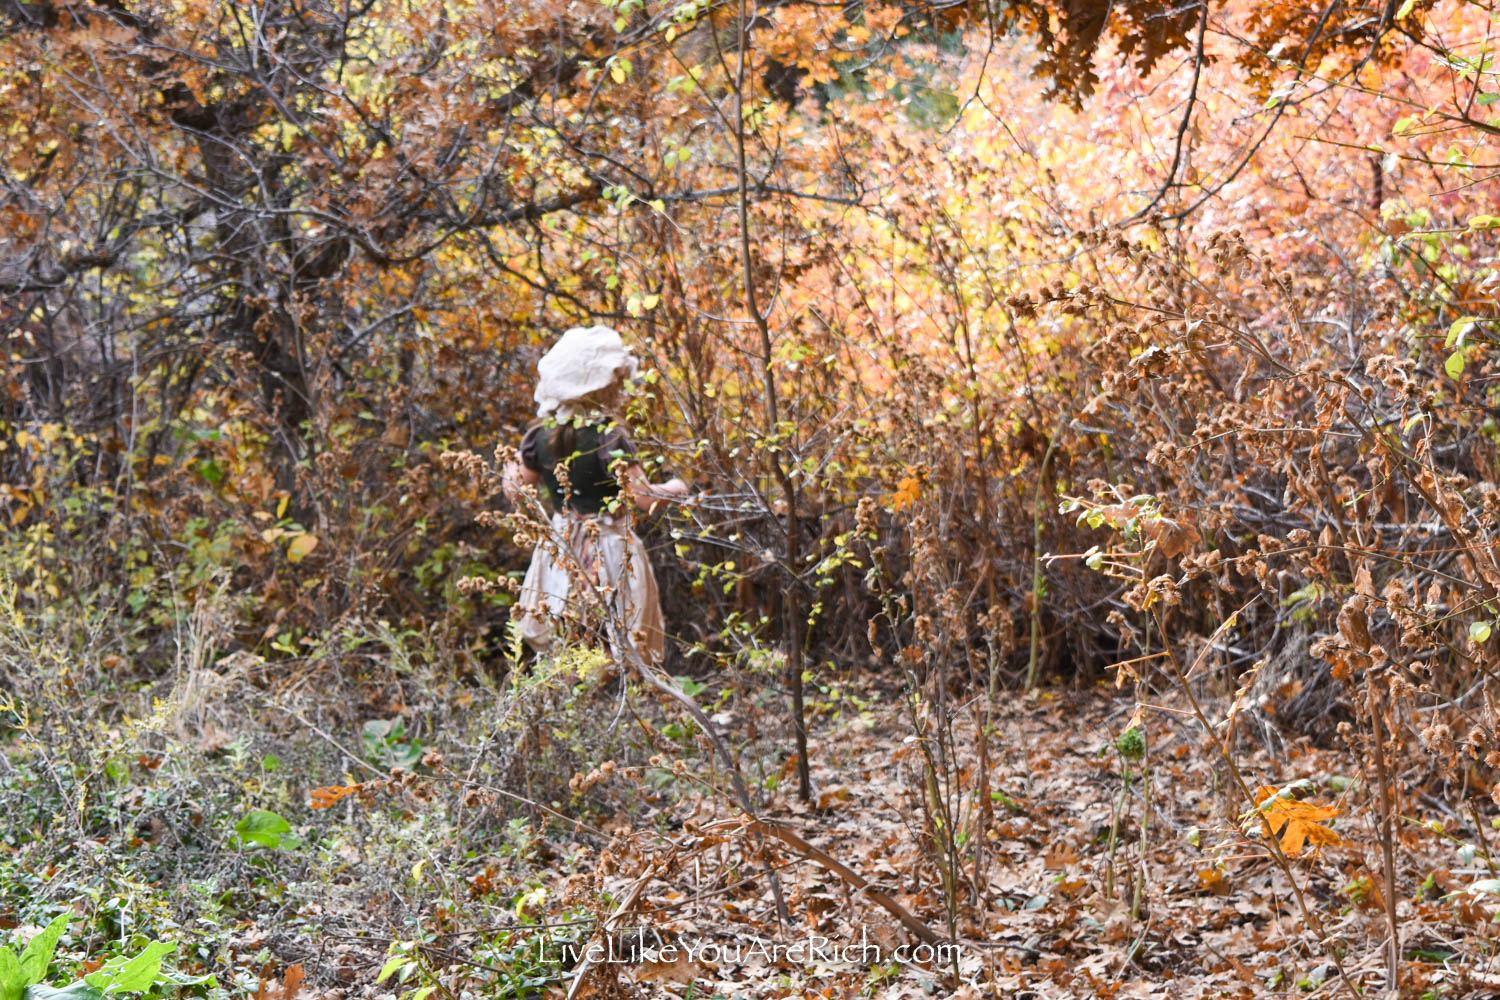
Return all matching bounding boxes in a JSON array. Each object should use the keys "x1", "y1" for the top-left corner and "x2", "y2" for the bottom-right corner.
[{"x1": 533, "y1": 325, "x2": 639, "y2": 417}]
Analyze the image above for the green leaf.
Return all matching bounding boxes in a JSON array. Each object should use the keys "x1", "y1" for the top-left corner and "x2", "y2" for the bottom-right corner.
[
  {"x1": 232, "y1": 809, "x2": 293, "y2": 850},
  {"x1": 84, "y1": 942, "x2": 173, "y2": 994},
  {"x1": 1445, "y1": 350, "x2": 1466, "y2": 380},
  {"x1": 1446, "y1": 316, "x2": 1476, "y2": 347},
  {"x1": 154, "y1": 969, "x2": 214, "y2": 988},
  {"x1": 1, "y1": 948, "x2": 24, "y2": 1000},
  {"x1": 25, "y1": 983, "x2": 104, "y2": 1000},
  {"x1": 376, "y1": 955, "x2": 409, "y2": 985},
  {"x1": 19, "y1": 914, "x2": 69, "y2": 986},
  {"x1": 1395, "y1": 0, "x2": 1415, "y2": 17},
  {"x1": 1478, "y1": 93, "x2": 1500, "y2": 106},
  {"x1": 1470, "y1": 621, "x2": 1492, "y2": 643}
]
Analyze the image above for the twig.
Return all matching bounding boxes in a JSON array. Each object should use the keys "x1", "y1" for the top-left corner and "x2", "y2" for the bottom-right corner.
[
  {"x1": 1366, "y1": 677, "x2": 1401, "y2": 996},
  {"x1": 733, "y1": 818, "x2": 945, "y2": 946}
]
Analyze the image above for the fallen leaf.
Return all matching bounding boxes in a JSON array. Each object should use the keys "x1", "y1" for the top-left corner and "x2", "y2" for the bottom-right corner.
[{"x1": 1251, "y1": 786, "x2": 1342, "y2": 856}]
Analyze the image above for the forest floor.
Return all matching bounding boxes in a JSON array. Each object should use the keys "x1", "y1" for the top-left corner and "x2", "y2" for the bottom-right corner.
[
  {"x1": 583, "y1": 690, "x2": 1496, "y2": 1000},
  {"x1": 4, "y1": 665, "x2": 1498, "y2": 1000}
]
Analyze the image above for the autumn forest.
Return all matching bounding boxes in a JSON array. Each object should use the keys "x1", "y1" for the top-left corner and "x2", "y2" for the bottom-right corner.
[{"x1": 2, "y1": 0, "x2": 1500, "y2": 996}]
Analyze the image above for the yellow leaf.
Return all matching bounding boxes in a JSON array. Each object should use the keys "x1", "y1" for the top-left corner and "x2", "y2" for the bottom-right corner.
[{"x1": 287, "y1": 532, "x2": 319, "y2": 564}]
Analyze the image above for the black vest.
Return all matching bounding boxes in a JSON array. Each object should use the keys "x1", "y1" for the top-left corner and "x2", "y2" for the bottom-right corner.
[{"x1": 531, "y1": 421, "x2": 631, "y2": 514}]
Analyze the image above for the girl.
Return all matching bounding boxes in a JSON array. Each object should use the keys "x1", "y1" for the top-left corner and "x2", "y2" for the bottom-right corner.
[{"x1": 502, "y1": 326, "x2": 690, "y2": 665}]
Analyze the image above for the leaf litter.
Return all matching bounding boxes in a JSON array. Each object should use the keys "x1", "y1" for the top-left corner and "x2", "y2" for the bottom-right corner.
[{"x1": 496, "y1": 689, "x2": 1500, "y2": 1000}]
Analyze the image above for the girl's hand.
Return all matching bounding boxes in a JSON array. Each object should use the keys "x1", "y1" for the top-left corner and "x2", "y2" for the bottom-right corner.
[
  {"x1": 654, "y1": 478, "x2": 691, "y2": 504},
  {"x1": 502, "y1": 461, "x2": 540, "y2": 503}
]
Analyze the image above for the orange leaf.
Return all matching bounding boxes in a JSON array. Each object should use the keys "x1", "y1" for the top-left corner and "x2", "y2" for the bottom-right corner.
[
  {"x1": 891, "y1": 475, "x2": 922, "y2": 512},
  {"x1": 1253, "y1": 786, "x2": 1342, "y2": 856},
  {"x1": 309, "y1": 784, "x2": 361, "y2": 810}
]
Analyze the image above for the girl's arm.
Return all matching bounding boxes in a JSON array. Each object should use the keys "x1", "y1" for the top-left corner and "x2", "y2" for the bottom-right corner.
[{"x1": 619, "y1": 464, "x2": 690, "y2": 514}]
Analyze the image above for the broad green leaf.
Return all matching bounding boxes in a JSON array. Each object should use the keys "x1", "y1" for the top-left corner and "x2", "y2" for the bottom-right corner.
[
  {"x1": 1478, "y1": 93, "x2": 1500, "y2": 106},
  {"x1": 95, "y1": 941, "x2": 174, "y2": 994},
  {"x1": 1470, "y1": 621, "x2": 1492, "y2": 643},
  {"x1": 155, "y1": 969, "x2": 214, "y2": 988},
  {"x1": 19, "y1": 914, "x2": 69, "y2": 986},
  {"x1": 1, "y1": 948, "x2": 24, "y2": 1000},
  {"x1": 25, "y1": 984, "x2": 104, "y2": 1000},
  {"x1": 83, "y1": 942, "x2": 173, "y2": 995},
  {"x1": 233, "y1": 809, "x2": 293, "y2": 849}
]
